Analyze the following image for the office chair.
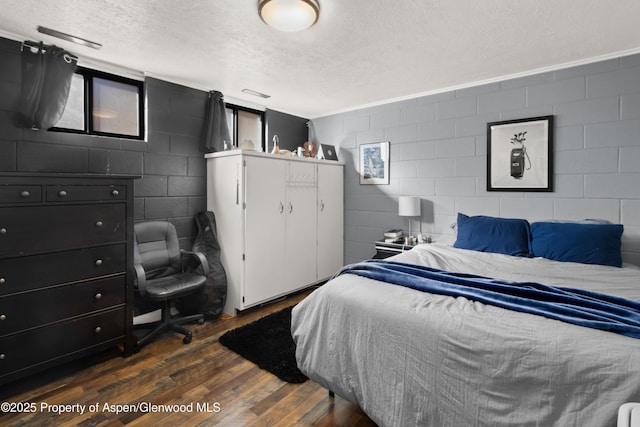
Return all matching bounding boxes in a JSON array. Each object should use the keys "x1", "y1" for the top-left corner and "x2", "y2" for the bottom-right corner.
[{"x1": 133, "y1": 220, "x2": 209, "y2": 351}]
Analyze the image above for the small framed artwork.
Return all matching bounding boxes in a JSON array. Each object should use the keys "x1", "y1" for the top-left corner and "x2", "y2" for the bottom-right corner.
[
  {"x1": 487, "y1": 115, "x2": 554, "y2": 192},
  {"x1": 359, "y1": 141, "x2": 390, "y2": 185}
]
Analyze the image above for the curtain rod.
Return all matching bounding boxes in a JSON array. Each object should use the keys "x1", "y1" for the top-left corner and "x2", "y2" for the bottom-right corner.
[{"x1": 21, "y1": 40, "x2": 78, "y2": 61}]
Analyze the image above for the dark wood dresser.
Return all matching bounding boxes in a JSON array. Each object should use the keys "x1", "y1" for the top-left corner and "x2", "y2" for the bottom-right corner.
[{"x1": 0, "y1": 173, "x2": 138, "y2": 386}]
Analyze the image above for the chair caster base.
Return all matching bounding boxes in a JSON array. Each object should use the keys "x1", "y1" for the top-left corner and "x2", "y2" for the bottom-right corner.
[{"x1": 183, "y1": 334, "x2": 192, "y2": 344}]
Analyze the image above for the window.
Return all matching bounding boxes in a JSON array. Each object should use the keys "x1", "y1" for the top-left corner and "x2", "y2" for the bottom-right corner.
[
  {"x1": 54, "y1": 67, "x2": 145, "y2": 140},
  {"x1": 225, "y1": 104, "x2": 265, "y2": 151}
]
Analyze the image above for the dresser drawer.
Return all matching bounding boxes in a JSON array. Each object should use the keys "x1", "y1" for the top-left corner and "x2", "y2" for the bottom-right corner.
[
  {"x1": 0, "y1": 244, "x2": 125, "y2": 296},
  {"x1": 0, "y1": 185, "x2": 42, "y2": 204},
  {"x1": 0, "y1": 308, "x2": 125, "y2": 379},
  {"x1": 46, "y1": 184, "x2": 126, "y2": 203},
  {"x1": 0, "y1": 275, "x2": 125, "y2": 337},
  {"x1": 0, "y1": 204, "x2": 126, "y2": 257}
]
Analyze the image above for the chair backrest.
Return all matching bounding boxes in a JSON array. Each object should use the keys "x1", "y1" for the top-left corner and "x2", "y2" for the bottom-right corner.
[{"x1": 134, "y1": 221, "x2": 182, "y2": 279}]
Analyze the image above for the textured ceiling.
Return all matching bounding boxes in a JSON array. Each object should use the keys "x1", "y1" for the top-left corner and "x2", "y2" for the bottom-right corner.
[{"x1": 1, "y1": 0, "x2": 640, "y2": 118}]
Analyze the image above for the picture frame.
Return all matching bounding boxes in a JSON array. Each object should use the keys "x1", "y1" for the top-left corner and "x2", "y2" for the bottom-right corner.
[
  {"x1": 487, "y1": 115, "x2": 554, "y2": 192},
  {"x1": 359, "y1": 141, "x2": 390, "y2": 185}
]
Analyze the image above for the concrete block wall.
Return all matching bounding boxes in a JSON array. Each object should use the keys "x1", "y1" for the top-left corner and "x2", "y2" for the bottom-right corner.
[
  {"x1": 312, "y1": 53, "x2": 640, "y2": 265},
  {"x1": 0, "y1": 37, "x2": 208, "y2": 249}
]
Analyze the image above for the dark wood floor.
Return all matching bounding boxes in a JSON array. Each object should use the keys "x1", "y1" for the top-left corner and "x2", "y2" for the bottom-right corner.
[{"x1": 0, "y1": 290, "x2": 377, "y2": 426}]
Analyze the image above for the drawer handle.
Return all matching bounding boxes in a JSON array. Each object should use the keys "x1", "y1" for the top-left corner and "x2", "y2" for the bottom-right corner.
[
  {"x1": 0, "y1": 278, "x2": 5, "y2": 285},
  {"x1": 0, "y1": 314, "x2": 5, "y2": 321},
  {"x1": 58, "y1": 190, "x2": 67, "y2": 197},
  {"x1": 95, "y1": 293, "x2": 102, "y2": 300},
  {"x1": 20, "y1": 190, "x2": 31, "y2": 198},
  {"x1": 95, "y1": 221, "x2": 104, "y2": 228},
  {"x1": 95, "y1": 259, "x2": 103, "y2": 266},
  {"x1": 0, "y1": 354, "x2": 5, "y2": 360},
  {"x1": 0, "y1": 228, "x2": 6, "y2": 235},
  {"x1": 111, "y1": 189, "x2": 119, "y2": 196},
  {"x1": 95, "y1": 326, "x2": 102, "y2": 334}
]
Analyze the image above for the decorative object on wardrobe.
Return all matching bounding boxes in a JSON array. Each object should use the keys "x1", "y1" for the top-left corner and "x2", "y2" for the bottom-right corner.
[
  {"x1": 271, "y1": 134, "x2": 281, "y2": 154},
  {"x1": 318, "y1": 144, "x2": 338, "y2": 160},
  {"x1": 487, "y1": 115, "x2": 554, "y2": 192},
  {"x1": 398, "y1": 196, "x2": 421, "y2": 244},
  {"x1": 304, "y1": 140, "x2": 317, "y2": 158},
  {"x1": 258, "y1": 0, "x2": 320, "y2": 32},
  {"x1": 240, "y1": 139, "x2": 255, "y2": 151},
  {"x1": 359, "y1": 141, "x2": 390, "y2": 185}
]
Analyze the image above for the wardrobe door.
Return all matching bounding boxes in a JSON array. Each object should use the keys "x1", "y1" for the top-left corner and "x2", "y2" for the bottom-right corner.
[
  {"x1": 284, "y1": 161, "x2": 318, "y2": 292},
  {"x1": 243, "y1": 156, "x2": 287, "y2": 308},
  {"x1": 317, "y1": 163, "x2": 344, "y2": 279}
]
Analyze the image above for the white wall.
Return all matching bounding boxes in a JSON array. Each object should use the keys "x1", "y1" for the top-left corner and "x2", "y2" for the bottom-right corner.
[{"x1": 311, "y1": 54, "x2": 640, "y2": 265}]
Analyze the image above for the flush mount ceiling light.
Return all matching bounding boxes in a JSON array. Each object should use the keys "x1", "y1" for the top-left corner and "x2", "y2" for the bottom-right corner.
[
  {"x1": 258, "y1": 0, "x2": 320, "y2": 32},
  {"x1": 37, "y1": 26, "x2": 102, "y2": 50}
]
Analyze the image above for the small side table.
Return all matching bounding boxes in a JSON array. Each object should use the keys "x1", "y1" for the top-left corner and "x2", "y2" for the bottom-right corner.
[{"x1": 373, "y1": 240, "x2": 417, "y2": 259}]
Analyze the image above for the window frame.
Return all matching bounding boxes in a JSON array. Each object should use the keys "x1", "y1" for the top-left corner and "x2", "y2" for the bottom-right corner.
[
  {"x1": 225, "y1": 103, "x2": 265, "y2": 150},
  {"x1": 51, "y1": 66, "x2": 145, "y2": 140}
]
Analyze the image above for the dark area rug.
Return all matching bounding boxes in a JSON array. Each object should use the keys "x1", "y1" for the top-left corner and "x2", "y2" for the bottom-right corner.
[{"x1": 219, "y1": 306, "x2": 308, "y2": 383}]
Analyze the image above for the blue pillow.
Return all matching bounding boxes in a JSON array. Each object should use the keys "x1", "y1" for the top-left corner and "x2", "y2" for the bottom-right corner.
[
  {"x1": 530, "y1": 222, "x2": 623, "y2": 267},
  {"x1": 453, "y1": 213, "x2": 531, "y2": 257}
]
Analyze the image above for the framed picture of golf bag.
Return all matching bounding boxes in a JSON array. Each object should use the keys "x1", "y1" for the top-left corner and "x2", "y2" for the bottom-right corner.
[{"x1": 487, "y1": 115, "x2": 554, "y2": 192}]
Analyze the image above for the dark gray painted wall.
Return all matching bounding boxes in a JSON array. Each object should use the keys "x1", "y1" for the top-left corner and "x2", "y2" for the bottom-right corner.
[
  {"x1": 265, "y1": 109, "x2": 309, "y2": 152},
  {"x1": 0, "y1": 37, "x2": 208, "y2": 249}
]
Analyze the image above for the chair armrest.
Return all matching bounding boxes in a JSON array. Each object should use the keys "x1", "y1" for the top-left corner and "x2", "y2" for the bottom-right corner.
[
  {"x1": 181, "y1": 250, "x2": 210, "y2": 276},
  {"x1": 133, "y1": 263, "x2": 147, "y2": 294}
]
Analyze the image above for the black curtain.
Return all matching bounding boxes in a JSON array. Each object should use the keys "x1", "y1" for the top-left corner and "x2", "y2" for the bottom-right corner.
[
  {"x1": 200, "y1": 90, "x2": 231, "y2": 153},
  {"x1": 18, "y1": 42, "x2": 78, "y2": 130}
]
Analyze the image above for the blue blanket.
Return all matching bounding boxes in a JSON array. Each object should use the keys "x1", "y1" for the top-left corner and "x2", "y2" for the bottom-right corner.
[{"x1": 337, "y1": 260, "x2": 640, "y2": 339}]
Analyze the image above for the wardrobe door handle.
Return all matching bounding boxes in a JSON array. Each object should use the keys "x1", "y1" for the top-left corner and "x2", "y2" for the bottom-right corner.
[{"x1": 289, "y1": 202, "x2": 293, "y2": 214}]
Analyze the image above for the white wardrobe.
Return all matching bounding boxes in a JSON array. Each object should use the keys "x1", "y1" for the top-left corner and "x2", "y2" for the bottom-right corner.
[{"x1": 205, "y1": 151, "x2": 344, "y2": 314}]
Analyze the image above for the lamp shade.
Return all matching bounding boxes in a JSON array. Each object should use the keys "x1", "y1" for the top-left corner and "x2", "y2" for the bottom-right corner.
[
  {"x1": 398, "y1": 196, "x2": 421, "y2": 217},
  {"x1": 259, "y1": 0, "x2": 320, "y2": 32}
]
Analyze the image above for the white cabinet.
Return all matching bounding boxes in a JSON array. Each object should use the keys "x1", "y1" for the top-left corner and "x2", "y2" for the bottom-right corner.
[{"x1": 206, "y1": 151, "x2": 343, "y2": 314}]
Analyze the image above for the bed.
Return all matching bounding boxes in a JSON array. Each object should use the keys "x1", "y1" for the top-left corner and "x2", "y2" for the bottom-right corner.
[{"x1": 291, "y1": 215, "x2": 640, "y2": 426}]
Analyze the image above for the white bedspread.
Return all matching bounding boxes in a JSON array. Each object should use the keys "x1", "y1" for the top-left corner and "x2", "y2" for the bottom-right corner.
[{"x1": 291, "y1": 244, "x2": 640, "y2": 426}]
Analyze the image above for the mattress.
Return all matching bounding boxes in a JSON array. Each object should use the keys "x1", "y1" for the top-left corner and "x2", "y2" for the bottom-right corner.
[{"x1": 291, "y1": 244, "x2": 640, "y2": 426}]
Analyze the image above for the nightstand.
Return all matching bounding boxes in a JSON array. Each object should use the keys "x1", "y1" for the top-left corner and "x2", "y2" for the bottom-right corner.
[{"x1": 373, "y1": 240, "x2": 417, "y2": 259}]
